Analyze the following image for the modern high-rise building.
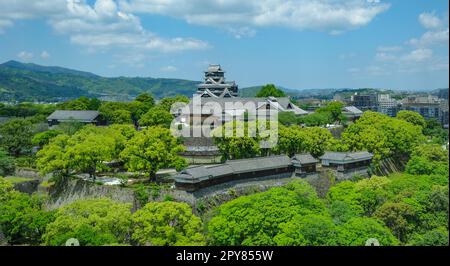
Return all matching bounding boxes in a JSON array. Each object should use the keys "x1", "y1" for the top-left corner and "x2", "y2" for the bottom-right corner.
[
  {"x1": 401, "y1": 95, "x2": 441, "y2": 121},
  {"x1": 196, "y1": 64, "x2": 239, "y2": 98},
  {"x1": 377, "y1": 94, "x2": 400, "y2": 117},
  {"x1": 350, "y1": 93, "x2": 378, "y2": 111}
]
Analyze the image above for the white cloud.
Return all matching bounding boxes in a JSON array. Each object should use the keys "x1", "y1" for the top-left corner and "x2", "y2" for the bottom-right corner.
[
  {"x1": 160, "y1": 65, "x2": 177, "y2": 72},
  {"x1": 369, "y1": 12, "x2": 448, "y2": 76},
  {"x1": 408, "y1": 28, "x2": 449, "y2": 47},
  {"x1": 419, "y1": 12, "x2": 443, "y2": 29},
  {"x1": 119, "y1": 0, "x2": 390, "y2": 35},
  {"x1": 17, "y1": 51, "x2": 34, "y2": 61},
  {"x1": 0, "y1": 0, "x2": 209, "y2": 54},
  {"x1": 402, "y1": 48, "x2": 433, "y2": 62},
  {"x1": 40, "y1": 51, "x2": 50, "y2": 59}
]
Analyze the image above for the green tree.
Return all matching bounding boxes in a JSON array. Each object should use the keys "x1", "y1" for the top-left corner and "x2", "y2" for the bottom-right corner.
[
  {"x1": 274, "y1": 214, "x2": 338, "y2": 246},
  {"x1": 207, "y1": 180, "x2": 325, "y2": 246},
  {"x1": 373, "y1": 202, "x2": 417, "y2": 243},
  {"x1": 0, "y1": 178, "x2": 55, "y2": 245},
  {"x1": 64, "y1": 126, "x2": 125, "y2": 178},
  {"x1": 423, "y1": 118, "x2": 448, "y2": 145},
  {"x1": 396, "y1": 110, "x2": 426, "y2": 128},
  {"x1": 0, "y1": 118, "x2": 33, "y2": 156},
  {"x1": 256, "y1": 84, "x2": 286, "y2": 97},
  {"x1": 316, "y1": 101, "x2": 346, "y2": 123},
  {"x1": 120, "y1": 127, "x2": 187, "y2": 179},
  {"x1": 56, "y1": 120, "x2": 84, "y2": 135},
  {"x1": 135, "y1": 93, "x2": 155, "y2": 107},
  {"x1": 336, "y1": 217, "x2": 399, "y2": 246},
  {"x1": 32, "y1": 130, "x2": 63, "y2": 147},
  {"x1": 36, "y1": 125, "x2": 128, "y2": 178},
  {"x1": 405, "y1": 144, "x2": 448, "y2": 176},
  {"x1": 341, "y1": 111, "x2": 425, "y2": 164},
  {"x1": 408, "y1": 227, "x2": 449, "y2": 246},
  {"x1": 131, "y1": 201, "x2": 205, "y2": 246},
  {"x1": 138, "y1": 106, "x2": 174, "y2": 128},
  {"x1": 275, "y1": 125, "x2": 336, "y2": 157},
  {"x1": 299, "y1": 112, "x2": 333, "y2": 127},
  {"x1": 36, "y1": 134, "x2": 71, "y2": 177},
  {"x1": 159, "y1": 95, "x2": 190, "y2": 112},
  {"x1": 111, "y1": 109, "x2": 133, "y2": 124},
  {"x1": 42, "y1": 198, "x2": 132, "y2": 246},
  {"x1": 278, "y1": 111, "x2": 300, "y2": 126},
  {"x1": 0, "y1": 149, "x2": 15, "y2": 176}
]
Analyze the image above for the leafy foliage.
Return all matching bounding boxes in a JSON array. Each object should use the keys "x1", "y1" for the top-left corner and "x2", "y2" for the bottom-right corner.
[
  {"x1": 131, "y1": 201, "x2": 205, "y2": 246},
  {"x1": 341, "y1": 111, "x2": 425, "y2": 164},
  {"x1": 120, "y1": 126, "x2": 187, "y2": 178},
  {"x1": 0, "y1": 177, "x2": 55, "y2": 245},
  {"x1": 0, "y1": 118, "x2": 34, "y2": 156},
  {"x1": 42, "y1": 198, "x2": 132, "y2": 246},
  {"x1": 256, "y1": 84, "x2": 286, "y2": 98},
  {"x1": 0, "y1": 149, "x2": 15, "y2": 176},
  {"x1": 139, "y1": 106, "x2": 174, "y2": 128}
]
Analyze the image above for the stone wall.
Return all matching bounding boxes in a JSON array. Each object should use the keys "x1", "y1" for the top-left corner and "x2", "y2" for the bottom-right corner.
[
  {"x1": 13, "y1": 180, "x2": 41, "y2": 195},
  {"x1": 47, "y1": 177, "x2": 139, "y2": 211}
]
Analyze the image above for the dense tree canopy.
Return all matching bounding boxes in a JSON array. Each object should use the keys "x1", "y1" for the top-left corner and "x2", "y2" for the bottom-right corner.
[
  {"x1": 0, "y1": 118, "x2": 34, "y2": 156},
  {"x1": 32, "y1": 130, "x2": 63, "y2": 147},
  {"x1": 138, "y1": 106, "x2": 174, "y2": 128},
  {"x1": 396, "y1": 110, "x2": 427, "y2": 128},
  {"x1": 57, "y1": 97, "x2": 101, "y2": 111},
  {"x1": 0, "y1": 178, "x2": 55, "y2": 245},
  {"x1": 42, "y1": 198, "x2": 132, "y2": 246},
  {"x1": 0, "y1": 149, "x2": 15, "y2": 176},
  {"x1": 120, "y1": 126, "x2": 187, "y2": 178},
  {"x1": 132, "y1": 201, "x2": 205, "y2": 246},
  {"x1": 207, "y1": 180, "x2": 326, "y2": 246},
  {"x1": 341, "y1": 111, "x2": 425, "y2": 164},
  {"x1": 256, "y1": 84, "x2": 286, "y2": 98},
  {"x1": 36, "y1": 125, "x2": 129, "y2": 178}
]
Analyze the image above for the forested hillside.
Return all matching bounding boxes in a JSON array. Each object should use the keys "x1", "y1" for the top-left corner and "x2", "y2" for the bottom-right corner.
[{"x1": 0, "y1": 61, "x2": 199, "y2": 102}]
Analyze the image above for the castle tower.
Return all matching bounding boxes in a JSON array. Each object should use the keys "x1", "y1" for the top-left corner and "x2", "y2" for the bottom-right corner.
[{"x1": 196, "y1": 64, "x2": 239, "y2": 98}]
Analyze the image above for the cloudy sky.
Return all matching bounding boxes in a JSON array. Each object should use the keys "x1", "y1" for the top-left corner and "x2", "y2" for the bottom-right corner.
[{"x1": 0, "y1": 0, "x2": 448, "y2": 90}]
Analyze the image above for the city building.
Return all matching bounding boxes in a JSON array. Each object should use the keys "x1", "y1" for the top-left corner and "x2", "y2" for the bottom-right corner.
[
  {"x1": 197, "y1": 64, "x2": 239, "y2": 98},
  {"x1": 350, "y1": 93, "x2": 378, "y2": 112},
  {"x1": 439, "y1": 99, "x2": 449, "y2": 129},
  {"x1": 377, "y1": 94, "x2": 400, "y2": 117},
  {"x1": 47, "y1": 110, "x2": 101, "y2": 127},
  {"x1": 401, "y1": 95, "x2": 441, "y2": 121}
]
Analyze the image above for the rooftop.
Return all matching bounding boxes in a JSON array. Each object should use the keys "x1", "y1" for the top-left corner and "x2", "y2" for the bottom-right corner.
[
  {"x1": 319, "y1": 151, "x2": 374, "y2": 162},
  {"x1": 292, "y1": 154, "x2": 320, "y2": 165},
  {"x1": 47, "y1": 110, "x2": 100, "y2": 122}
]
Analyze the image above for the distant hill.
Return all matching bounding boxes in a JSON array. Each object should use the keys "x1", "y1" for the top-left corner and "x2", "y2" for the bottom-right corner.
[
  {"x1": 0, "y1": 60, "x2": 199, "y2": 102},
  {"x1": 239, "y1": 85, "x2": 302, "y2": 97}
]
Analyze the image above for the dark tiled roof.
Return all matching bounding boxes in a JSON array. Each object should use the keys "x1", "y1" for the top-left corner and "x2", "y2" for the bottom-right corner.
[
  {"x1": 174, "y1": 155, "x2": 292, "y2": 183},
  {"x1": 47, "y1": 110, "x2": 100, "y2": 122},
  {"x1": 292, "y1": 154, "x2": 319, "y2": 165},
  {"x1": 319, "y1": 151, "x2": 373, "y2": 162}
]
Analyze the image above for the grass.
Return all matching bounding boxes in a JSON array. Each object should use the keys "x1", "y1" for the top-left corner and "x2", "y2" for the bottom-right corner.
[{"x1": 5, "y1": 176, "x2": 34, "y2": 184}]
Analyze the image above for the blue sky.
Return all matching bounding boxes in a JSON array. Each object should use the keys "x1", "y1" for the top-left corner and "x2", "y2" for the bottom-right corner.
[{"x1": 0, "y1": 0, "x2": 448, "y2": 90}]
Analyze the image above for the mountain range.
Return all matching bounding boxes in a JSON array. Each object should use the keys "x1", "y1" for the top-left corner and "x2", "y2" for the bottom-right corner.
[
  {"x1": 0, "y1": 61, "x2": 201, "y2": 102},
  {"x1": 0, "y1": 61, "x2": 443, "y2": 103}
]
